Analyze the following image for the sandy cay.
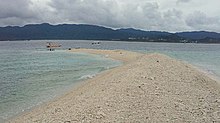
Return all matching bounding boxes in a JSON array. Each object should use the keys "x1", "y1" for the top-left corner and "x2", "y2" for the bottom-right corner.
[{"x1": 8, "y1": 49, "x2": 220, "y2": 123}]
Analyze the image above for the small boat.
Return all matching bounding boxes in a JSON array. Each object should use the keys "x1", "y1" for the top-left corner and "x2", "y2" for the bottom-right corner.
[
  {"x1": 46, "y1": 42, "x2": 61, "y2": 48},
  {"x1": 46, "y1": 42, "x2": 61, "y2": 51}
]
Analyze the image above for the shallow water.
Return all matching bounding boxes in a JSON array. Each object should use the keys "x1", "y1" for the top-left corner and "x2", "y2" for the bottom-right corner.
[
  {"x1": 49, "y1": 40, "x2": 220, "y2": 79},
  {"x1": 1, "y1": 40, "x2": 220, "y2": 122},
  {"x1": 0, "y1": 41, "x2": 121, "y2": 121}
]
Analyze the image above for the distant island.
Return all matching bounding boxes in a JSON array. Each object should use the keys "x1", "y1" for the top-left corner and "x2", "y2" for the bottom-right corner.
[{"x1": 0, "y1": 23, "x2": 220, "y2": 43}]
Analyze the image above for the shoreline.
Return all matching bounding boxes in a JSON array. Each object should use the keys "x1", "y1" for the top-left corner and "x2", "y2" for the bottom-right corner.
[
  {"x1": 7, "y1": 49, "x2": 140, "y2": 122},
  {"x1": 8, "y1": 49, "x2": 220, "y2": 123},
  {"x1": 72, "y1": 49, "x2": 220, "y2": 84},
  {"x1": 190, "y1": 64, "x2": 220, "y2": 85},
  {"x1": 167, "y1": 57, "x2": 220, "y2": 85}
]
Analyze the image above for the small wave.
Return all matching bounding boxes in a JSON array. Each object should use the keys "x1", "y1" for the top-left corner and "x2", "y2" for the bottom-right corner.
[{"x1": 80, "y1": 74, "x2": 96, "y2": 80}]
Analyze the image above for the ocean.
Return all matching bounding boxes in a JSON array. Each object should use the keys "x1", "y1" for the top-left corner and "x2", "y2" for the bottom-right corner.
[
  {"x1": 0, "y1": 41, "x2": 121, "y2": 121},
  {"x1": 59, "y1": 40, "x2": 220, "y2": 78},
  {"x1": 0, "y1": 40, "x2": 220, "y2": 121}
]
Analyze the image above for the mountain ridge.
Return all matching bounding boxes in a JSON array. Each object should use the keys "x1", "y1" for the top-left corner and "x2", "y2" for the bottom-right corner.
[{"x1": 0, "y1": 23, "x2": 220, "y2": 43}]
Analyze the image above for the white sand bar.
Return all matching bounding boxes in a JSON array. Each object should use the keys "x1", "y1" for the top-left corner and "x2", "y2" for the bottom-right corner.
[{"x1": 8, "y1": 49, "x2": 220, "y2": 123}]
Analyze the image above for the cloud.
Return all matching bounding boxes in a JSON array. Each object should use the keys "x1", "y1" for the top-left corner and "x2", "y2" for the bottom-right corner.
[
  {"x1": 48, "y1": 0, "x2": 184, "y2": 31},
  {"x1": 176, "y1": 0, "x2": 191, "y2": 4},
  {"x1": 50, "y1": 0, "x2": 129, "y2": 25},
  {"x1": 0, "y1": 0, "x2": 31, "y2": 18},
  {"x1": 0, "y1": 0, "x2": 219, "y2": 32},
  {"x1": 162, "y1": 9, "x2": 189, "y2": 31},
  {"x1": 185, "y1": 11, "x2": 220, "y2": 32},
  {"x1": 0, "y1": 0, "x2": 44, "y2": 25},
  {"x1": 0, "y1": 0, "x2": 37, "y2": 26}
]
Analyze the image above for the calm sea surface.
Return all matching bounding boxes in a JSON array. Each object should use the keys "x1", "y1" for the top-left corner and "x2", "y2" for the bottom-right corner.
[
  {"x1": 0, "y1": 41, "x2": 121, "y2": 121},
  {"x1": 60, "y1": 40, "x2": 220, "y2": 77},
  {"x1": 0, "y1": 40, "x2": 220, "y2": 121}
]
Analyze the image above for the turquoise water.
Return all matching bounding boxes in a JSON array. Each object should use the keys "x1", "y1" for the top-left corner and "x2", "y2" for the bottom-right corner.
[
  {"x1": 1, "y1": 40, "x2": 220, "y2": 122},
  {"x1": 0, "y1": 41, "x2": 121, "y2": 121},
  {"x1": 162, "y1": 51, "x2": 220, "y2": 77},
  {"x1": 57, "y1": 40, "x2": 220, "y2": 79}
]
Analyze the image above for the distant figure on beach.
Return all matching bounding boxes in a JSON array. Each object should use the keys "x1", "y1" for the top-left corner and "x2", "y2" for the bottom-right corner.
[{"x1": 91, "y1": 41, "x2": 101, "y2": 45}]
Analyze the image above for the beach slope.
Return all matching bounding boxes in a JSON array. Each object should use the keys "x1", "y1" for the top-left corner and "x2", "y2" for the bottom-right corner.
[{"x1": 9, "y1": 49, "x2": 220, "y2": 123}]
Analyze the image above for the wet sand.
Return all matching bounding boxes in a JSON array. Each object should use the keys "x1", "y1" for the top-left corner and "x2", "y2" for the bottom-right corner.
[{"x1": 8, "y1": 49, "x2": 220, "y2": 123}]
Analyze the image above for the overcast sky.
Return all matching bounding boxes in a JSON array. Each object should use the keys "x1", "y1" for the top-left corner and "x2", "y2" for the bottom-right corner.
[{"x1": 0, "y1": 0, "x2": 219, "y2": 32}]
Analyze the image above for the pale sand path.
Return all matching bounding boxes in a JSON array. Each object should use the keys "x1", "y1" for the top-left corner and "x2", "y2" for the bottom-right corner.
[
  {"x1": 70, "y1": 48, "x2": 144, "y2": 63},
  {"x1": 8, "y1": 49, "x2": 220, "y2": 123}
]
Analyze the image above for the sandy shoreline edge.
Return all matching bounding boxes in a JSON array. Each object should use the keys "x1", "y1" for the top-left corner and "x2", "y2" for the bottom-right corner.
[{"x1": 8, "y1": 49, "x2": 220, "y2": 123}]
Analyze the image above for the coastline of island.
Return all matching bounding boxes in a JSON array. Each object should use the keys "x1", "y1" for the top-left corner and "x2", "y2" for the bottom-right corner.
[{"x1": 8, "y1": 49, "x2": 220, "y2": 123}]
